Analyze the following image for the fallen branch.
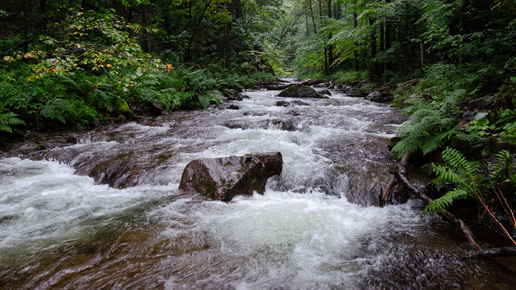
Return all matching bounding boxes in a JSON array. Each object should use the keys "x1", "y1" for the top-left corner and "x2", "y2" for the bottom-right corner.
[
  {"x1": 467, "y1": 247, "x2": 516, "y2": 258},
  {"x1": 383, "y1": 151, "x2": 516, "y2": 273},
  {"x1": 394, "y1": 163, "x2": 483, "y2": 250},
  {"x1": 382, "y1": 152, "x2": 410, "y2": 201}
]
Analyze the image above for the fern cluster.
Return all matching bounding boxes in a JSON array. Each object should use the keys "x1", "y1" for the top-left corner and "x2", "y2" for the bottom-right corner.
[
  {"x1": 392, "y1": 98, "x2": 459, "y2": 158},
  {"x1": 0, "y1": 111, "x2": 25, "y2": 133},
  {"x1": 424, "y1": 147, "x2": 516, "y2": 215},
  {"x1": 424, "y1": 147, "x2": 480, "y2": 214}
]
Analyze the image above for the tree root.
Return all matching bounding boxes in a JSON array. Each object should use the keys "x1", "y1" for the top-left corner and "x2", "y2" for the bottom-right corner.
[{"x1": 383, "y1": 152, "x2": 516, "y2": 272}]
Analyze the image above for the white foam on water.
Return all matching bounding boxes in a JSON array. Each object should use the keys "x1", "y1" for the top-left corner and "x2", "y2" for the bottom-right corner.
[
  {"x1": 0, "y1": 157, "x2": 161, "y2": 251},
  {"x1": 157, "y1": 190, "x2": 425, "y2": 288}
]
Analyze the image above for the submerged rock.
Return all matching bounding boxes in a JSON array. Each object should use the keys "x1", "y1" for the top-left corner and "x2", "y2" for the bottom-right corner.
[
  {"x1": 224, "y1": 89, "x2": 245, "y2": 101},
  {"x1": 366, "y1": 91, "x2": 384, "y2": 102},
  {"x1": 179, "y1": 152, "x2": 283, "y2": 201},
  {"x1": 320, "y1": 89, "x2": 332, "y2": 96},
  {"x1": 278, "y1": 85, "x2": 326, "y2": 99},
  {"x1": 275, "y1": 101, "x2": 291, "y2": 107}
]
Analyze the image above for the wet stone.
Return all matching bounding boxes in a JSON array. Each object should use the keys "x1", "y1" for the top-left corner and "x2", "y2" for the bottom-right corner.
[
  {"x1": 179, "y1": 152, "x2": 283, "y2": 201},
  {"x1": 278, "y1": 85, "x2": 326, "y2": 99},
  {"x1": 275, "y1": 101, "x2": 291, "y2": 107}
]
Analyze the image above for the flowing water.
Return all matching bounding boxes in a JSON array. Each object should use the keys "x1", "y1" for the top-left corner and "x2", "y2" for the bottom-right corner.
[{"x1": 1, "y1": 86, "x2": 515, "y2": 289}]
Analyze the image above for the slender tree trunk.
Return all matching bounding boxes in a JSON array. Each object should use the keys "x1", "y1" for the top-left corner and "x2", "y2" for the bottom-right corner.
[
  {"x1": 369, "y1": 18, "x2": 379, "y2": 79},
  {"x1": 142, "y1": 4, "x2": 151, "y2": 53},
  {"x1": 385, "y1": 0, "x2": 392, "y2": 71},
  {"x1": 328, "y1": 33, "x2": 333, "y2": 73},
  {"x1": 223, "y1": 24, "x2": 230, "y2": 69},
  {"x1": 459, "y1": 0, "x2": 466, "y2": 66},
  {"x1": 379, "y1": 20, "x2": 384, "y2": 76},
  {"x1": 319, "y1": 0, "x2": 328, "y2": 74},
  {"x1": 353, "y1": 11, "x2": 359, "y2": 71},
  {"x1": 222, "y1": 1, "x2": 230, "y2": 70},
  {"x1": 186, "y1": 0, "x2": 213, "y2": 62},
  {"x1": 22, "y1": 0, "x2": 29, "y2": 53},
  {"x1": 309, "y1": 2, "x2": 317, "y2": 34},
  {"x1": 327, "y1": 0, "x2": 333, "y2": 73},
  {"x1": 306, "y1": 11, "x2": 309, "y2": 37},
  {"x1": 335, "y1": 3, "x2": 341, "y2": 19},
  {"x1": 232, "y1": 0, "x2": 243, "y2": 18},
  {"x1": 40, "y1": 0, "x2": 46, "y2": 15},
  {"x1": 420, "y1": 40, "x2": 424, "y2": 71}
]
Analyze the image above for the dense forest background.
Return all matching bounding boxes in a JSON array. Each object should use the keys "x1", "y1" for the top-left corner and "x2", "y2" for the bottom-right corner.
[
  {"x1": 1, "y1": 0, "x2": 514, "y2": 130},
  {"x1": 1, "y1": 0, "x2": 516, "y2": 239}
]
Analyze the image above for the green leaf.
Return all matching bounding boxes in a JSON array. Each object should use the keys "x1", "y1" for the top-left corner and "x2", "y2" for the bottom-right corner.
[{"x1": 473, "y1": 112, "x2": 488, "y2": 120}]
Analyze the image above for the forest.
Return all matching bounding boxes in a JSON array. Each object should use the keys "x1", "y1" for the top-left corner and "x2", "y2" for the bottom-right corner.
[{"x1": 1, "y1": 0, "x2": 516, "y2": 253}]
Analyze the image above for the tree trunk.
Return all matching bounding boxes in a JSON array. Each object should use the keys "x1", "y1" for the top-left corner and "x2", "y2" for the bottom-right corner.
[
  {"x1": 420, "y1": 40, "x2": 424, "y2": 71},
  {"x1": 22, "y1": 0, "x2": 29, "y2": 53},
  {"x1": 306, "y1": 11, "x2": 309, "y2": 37},
  {"x1": 459, "y1": 0, "x2": 467, "y2": 66},
  {"x1": 353, "y1": 11, "x2": 359, "y2": 71},
  {"x1": 379, "y1": 20, "x2": 385, "y2": 76},
  {"x1": 385, "y1": 0, "x2": 392, "y2": 71},
  {"x1": 327, "y1": 0, "x2": 333, "y2": 73},
  {"x1": 369, "y1": 18, "x2": 379, "y2": 79},
  {"x1": 309, "y1": 2, "x2": 317, "y2": 34},
  {"x1": 142, "y1": 4, "x2": 151, "y2": 53},
  {"x1": 223, "y1": 24, "x2": 230, "y2": 69},
  {"x1": 232, "y1": 0, "x2": 243, "y2": 18}
]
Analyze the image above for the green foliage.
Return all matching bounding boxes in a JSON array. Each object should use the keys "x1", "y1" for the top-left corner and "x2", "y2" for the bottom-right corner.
[
  {"x1": 423, "y1": 187, "x2": 469, "y2": 215},
  {"x1": 424, "y1": 147, "x2": 480, "y2": 214},
  {"x1": 40, "y1": 99, "x2": 74, "y2": 124},
  {"x1": 392, "y1": 97, "x2": 459, "y2": 158},
  {"x1": 465, "y1": 113, "x2": 496, "y2": 137},
  {"x1": 329, "y1": 70, "x2": 368, "y2": 84},
  {"x1": 0, "y1": 111, "x2": 25, "y2": 133},
  {"x1": 292, "y1": 35, "x2": 327, "y2": 79},
  {"x1": 496, "y1": 109, "x2": 516, "y2": 145},
  {"x1": 414, "y1": 62, "x2": 495, "y2": 104},
  {"x1": 424, "y1": 147, "x2": 516, "y2": 216}
]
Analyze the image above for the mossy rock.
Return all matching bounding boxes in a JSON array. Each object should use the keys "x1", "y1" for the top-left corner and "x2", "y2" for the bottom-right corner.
[
  {"x1": 277, "y1": 85, "x2": 326, "y2": 99},
  {"x1": 113, "y1": 98, "x2": 137, "y2": 118},
  {"x1": 179, "y1": 152, "x2": 283, "y2": 202}
]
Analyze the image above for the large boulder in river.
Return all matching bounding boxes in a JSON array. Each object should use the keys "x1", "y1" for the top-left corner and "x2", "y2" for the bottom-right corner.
[
  {"x1": 278, "y1": 85, "x2": 326, "y2": 99},
  {"x1": 179, "y1": 152, "x2": 283, "y2": 201}
]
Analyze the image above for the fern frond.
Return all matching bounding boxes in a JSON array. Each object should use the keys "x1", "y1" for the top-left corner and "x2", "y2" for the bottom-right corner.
[
  {"x1": 421, "y1": 127, "x2": 458, "y2": 155},
  {"x1": 441, "y1": 147, "x2": 479, "y2": 178},
  {"x1": 490, "y1": 150, "x2": 514, "y2": 183},
  {"x1": 0, "y1": 112, "x2": 25, "y2": 133},
  {"x1": 423, "y1": 187, "x2": 469, "y2": 215},
  {"x1": 40, "y1": 99, "x2": 73, "y2": 124},
  {"x1": 432, "y1": 164, "x2": 468, "y2": 186}
]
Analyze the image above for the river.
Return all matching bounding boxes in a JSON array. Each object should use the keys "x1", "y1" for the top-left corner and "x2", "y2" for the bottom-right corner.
[{"x1": 1, "y1": 86, "x2": 515, "y2": 288}]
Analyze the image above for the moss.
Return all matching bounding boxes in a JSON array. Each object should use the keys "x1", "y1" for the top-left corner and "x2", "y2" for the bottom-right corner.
[
  {"x1": 200, "y1": 178, "x2": 217, "y2": 200},
  {"x1": 114, "y1": 98, "x2": 136, "y2": 118}
]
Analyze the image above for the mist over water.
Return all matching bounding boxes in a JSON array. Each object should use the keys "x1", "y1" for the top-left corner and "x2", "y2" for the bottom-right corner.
[{"x1": 1, "y1": 89, "x2": 514, "y2": 288}]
